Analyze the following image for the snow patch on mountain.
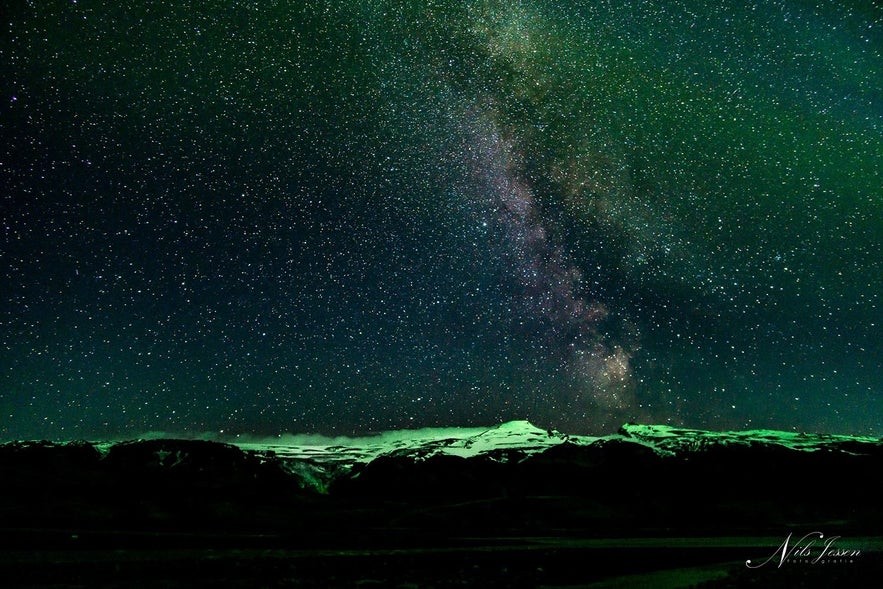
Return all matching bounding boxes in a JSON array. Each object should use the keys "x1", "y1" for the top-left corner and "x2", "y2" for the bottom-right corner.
[
  {"x1": 236, "y1": 420, "x2": 576, "y2": 471},
  {"x1": 617, "y1": 423, "x2": 883, "y2": 455}
]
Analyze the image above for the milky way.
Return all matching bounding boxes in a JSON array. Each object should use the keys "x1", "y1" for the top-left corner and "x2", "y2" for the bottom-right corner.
[
  {"x1": 459, "y1": 107, "x2": 639, "y2": 416},
  {"x1": 1, "y1": 0, "x2": 880, "y2": 439}
]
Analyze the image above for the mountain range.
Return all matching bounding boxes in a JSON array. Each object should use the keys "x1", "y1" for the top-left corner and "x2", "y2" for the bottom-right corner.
[{"x1": 2, "y1": 421, "x2": 881, "y2": 587}]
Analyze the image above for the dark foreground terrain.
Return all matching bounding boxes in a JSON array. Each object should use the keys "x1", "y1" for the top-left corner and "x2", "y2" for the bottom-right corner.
[{"x1": 2, "y1": 424, "x2": 882, "y2": 587}]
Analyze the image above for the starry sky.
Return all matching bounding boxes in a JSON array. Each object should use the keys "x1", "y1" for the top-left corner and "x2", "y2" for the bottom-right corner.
[{"x1": 1, "y1": 0, "x2": 880, "y2": 440}]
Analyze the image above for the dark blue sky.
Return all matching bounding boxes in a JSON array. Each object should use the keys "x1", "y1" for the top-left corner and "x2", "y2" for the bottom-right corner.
[{"x1": 2, "y1": 0, "x2": 880, "y2": 439}]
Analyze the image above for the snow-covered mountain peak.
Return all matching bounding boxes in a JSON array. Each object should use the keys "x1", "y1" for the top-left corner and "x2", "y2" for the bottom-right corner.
[
  {"x1": 234, "y1": 420, "x2": 569, "y2": 469},
  {"x1": 423, "y1": 420, "x2": 566, "y2": 459}
]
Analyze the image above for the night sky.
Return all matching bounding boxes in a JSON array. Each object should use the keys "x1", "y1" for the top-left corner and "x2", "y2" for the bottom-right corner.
[{"x1": 2, "y1": 1, "x2": 880, "y2": 440}]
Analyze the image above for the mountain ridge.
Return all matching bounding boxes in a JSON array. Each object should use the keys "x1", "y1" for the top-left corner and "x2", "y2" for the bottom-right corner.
[
  {"x1": 6, "y1": 419, "x2": 883, "y2": 470},
  {"x1": 4, "y1": 420, "x2": 882, "y2": 498},
  {"x1": 2, "y1": 419, "x2": 882, "y2": 588}
]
